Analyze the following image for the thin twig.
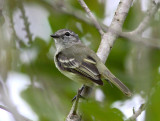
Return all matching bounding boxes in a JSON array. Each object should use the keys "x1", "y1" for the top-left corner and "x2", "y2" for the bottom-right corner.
[
  {"x1": 49, "y1": 0, "x2": 108, "y2": 31},
  {"x1": 127, "y1": 103, "x2": 146, "y2": 121},
  {"x1": 78, "y1": 0, "x2": 104, "y2": 35},
  {"x1": 7, "y1": 4, "x2": 25, "y2": 48},
  {"x1": 51, "y1": 2, "x2": 93, "y2": 27},
  {"x1": 18, "y1": 0, "x2": 33, "y2": 44},
  {"x1": 126, "y1": 81, "x2": 160, "y2": 121},
  {"x1": 0, "y1": 105, "x2": 10, "y2": 112}
]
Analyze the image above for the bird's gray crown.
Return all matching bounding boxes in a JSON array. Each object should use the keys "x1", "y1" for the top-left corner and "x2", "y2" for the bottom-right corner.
[
  {"x1": 51, "y1": 29, "x2": 79, "y2": 39},
  {"x1": 51, "y1": 29, "x2": 81, "y2": 51}
]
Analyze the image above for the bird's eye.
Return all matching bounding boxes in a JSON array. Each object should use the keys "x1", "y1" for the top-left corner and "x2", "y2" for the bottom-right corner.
[{"x1": 65, "y1": 32, "x2": 70, "y2": 36}]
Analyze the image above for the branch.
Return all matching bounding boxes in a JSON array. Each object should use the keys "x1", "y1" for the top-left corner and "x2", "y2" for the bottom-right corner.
[
  {"x1": 6, "y1": 0, "x2": 26, "y2": 48},
  {"x1": 111, "y1": 0, "x2": 160, "y2": 49},
  {"x1": 120, "y1": 0, "x2": 160, "y2": 48},
  {"x1": 126, "y1": 81, "x2": 160, "y2": 121},
  {"x1": 18, "y1": 0, "x2": 33, "y2": 44},
  {"x1": 66, "y1": 89, "x2": 82, "y2": 121},
  {"x1": 0, "y1": 105, "x2": 10, "y2": 112},
  {"x1": 78, "y1": 0, "x2": 104, "y2": 35},
  {"x1": 120, "y1": 31, "x2": 160, "y2": 49},
  {"x1": 0, "y1": 79, "x2": 32, "y2": 121},
  {"x1": 49, "y1": 0, "x2": 108, "y2": 31},
  {"x1": 49, "y1": 1, "x2": 160, "y2": 49},
  {"x1": 97, "y1": 0, "x2": 134, "y2": 62},
  {"x1": 128, "y1": 0, "x2": 160, "y2": 35},
  {"x1": 126, "y1": 103, "x2": 146, "y2": 121},
  {"x1": 0, "y1": 105, "x2": 32, "y2": 121}
]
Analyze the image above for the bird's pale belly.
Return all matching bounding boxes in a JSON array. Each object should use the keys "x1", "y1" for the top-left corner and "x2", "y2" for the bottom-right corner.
[{"x1": 60, "y1": 69, "x2": 94, "y2": 86}]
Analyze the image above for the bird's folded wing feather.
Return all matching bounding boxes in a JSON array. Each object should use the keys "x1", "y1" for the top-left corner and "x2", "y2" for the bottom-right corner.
[{"x1": 56, "y1": 52, "x2": 103, "y2": 85}]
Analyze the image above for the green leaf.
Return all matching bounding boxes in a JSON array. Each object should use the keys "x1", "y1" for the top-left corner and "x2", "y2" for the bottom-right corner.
[
  {"x1": 146, "y1": 82, "x2": 160, "y2": 121},
  {"x1": 80, "y1": 101, "x2": 124, "y2": 121}
]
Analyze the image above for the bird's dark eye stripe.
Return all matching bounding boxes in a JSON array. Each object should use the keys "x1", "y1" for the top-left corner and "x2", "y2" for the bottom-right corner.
[{"x1": 65, "y1": 32, "x2": 70, "y2": 36}]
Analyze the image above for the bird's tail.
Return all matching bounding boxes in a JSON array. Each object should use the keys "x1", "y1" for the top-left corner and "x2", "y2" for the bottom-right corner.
[{"x1": 102, "y1": 68, "x2": 132, "y2": 97}]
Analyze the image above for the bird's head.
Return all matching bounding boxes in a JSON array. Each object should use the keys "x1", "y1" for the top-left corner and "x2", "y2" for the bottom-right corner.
[{"x1": 51, "y1": 29, "x2": 81, "y2": 50}]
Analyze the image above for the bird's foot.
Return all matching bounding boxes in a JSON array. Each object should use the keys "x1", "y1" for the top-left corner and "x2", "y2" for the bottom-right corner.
[
  {"x1": 71, "y1": 94, "x2": 85, "y2": 102},
  {"x1": 72, "y1": 85, "x2": 85, "y2": 102}
]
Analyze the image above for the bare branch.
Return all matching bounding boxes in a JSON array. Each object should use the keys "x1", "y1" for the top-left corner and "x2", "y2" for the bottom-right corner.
[
  {"x1": 126, "y1": 81, "x2": 160, "y2": 121},
  {"x1": 66, "y1": 89, "x2": 82, "y2": 121},
  {"x1": 120, "y1": 31, "x2": 160, "y2": 49},
  {"x1": 6, "y1": 0, "x2": 26, "y2": 48},
  {"x1": 0, "y1": 105, "x2": 32, "y2": 121},
  {"x1": 78, "y1": 0, "x2": 104, "y2": 35},
  {"x1": 0, "y1": 79, "x2": 32, "y2": 121},
  {"x1": 121, "y1": 0, "x2": 160, "y2": 49},
  {"x1": 127, "y1": 103, "x2": 146, "y2": 121},
  {"x1": 97, "y1": 0, "x2": 134, "y2": 63},
  {"x1": 18, "y1": 0, "x2": 33, "y2": 44},
  {"x1": 49, "y1": 0, "x2": 109, "y2": 31},
  {"x1": 0, "y1": 105, "x2": 10, "y2": 112},
  {"x1": 129, "y1": 1, "x2": 160, "y2": 35}
]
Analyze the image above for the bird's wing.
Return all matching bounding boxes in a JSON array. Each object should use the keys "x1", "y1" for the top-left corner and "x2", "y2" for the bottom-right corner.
[{"x1": 56, "y1": 52, "x2": 103, "y2": 85}]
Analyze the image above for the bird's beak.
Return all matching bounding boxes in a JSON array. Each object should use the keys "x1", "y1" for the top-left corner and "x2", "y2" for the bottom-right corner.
[{"x1": 50, "y1": 34, "x2": 60, "y2": 38}]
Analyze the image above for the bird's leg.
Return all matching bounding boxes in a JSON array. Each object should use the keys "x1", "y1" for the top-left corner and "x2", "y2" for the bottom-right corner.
[{"x1": 72, "y1": 85, "x2": 85, "y2": 102}]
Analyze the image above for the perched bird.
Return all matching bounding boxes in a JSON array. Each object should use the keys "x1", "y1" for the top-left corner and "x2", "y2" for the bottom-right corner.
[{"x1": 51, "y1": 29, "x2": 132, "y2": 97}]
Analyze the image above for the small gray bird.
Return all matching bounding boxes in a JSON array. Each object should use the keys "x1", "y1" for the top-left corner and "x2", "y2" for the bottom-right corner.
[{"x1": 51, "y1": 29, "x2": 132, "y2": 97}]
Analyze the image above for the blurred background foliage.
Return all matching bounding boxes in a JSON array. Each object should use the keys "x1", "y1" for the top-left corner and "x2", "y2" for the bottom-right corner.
[{"x1": 0, "y1": 0, "x2": 160, "y2": 121}]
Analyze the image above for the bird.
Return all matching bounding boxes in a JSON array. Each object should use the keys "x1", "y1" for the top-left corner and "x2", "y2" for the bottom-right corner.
[{"x1": 51, "y1": 29, "x2": 132, "y2": 97}]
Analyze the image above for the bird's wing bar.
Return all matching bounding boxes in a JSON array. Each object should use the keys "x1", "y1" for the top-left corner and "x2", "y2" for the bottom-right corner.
[{"x1": 56, "y1": 53, "x2": 103, "y2": 85}]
